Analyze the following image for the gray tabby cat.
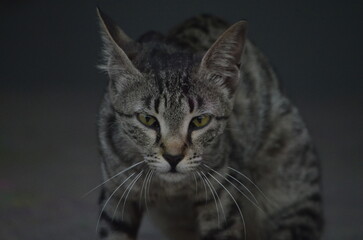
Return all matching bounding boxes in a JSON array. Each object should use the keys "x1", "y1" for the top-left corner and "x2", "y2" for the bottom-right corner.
[{"x1": 96, "y1": 7, "x2": 323, "y2": 240}]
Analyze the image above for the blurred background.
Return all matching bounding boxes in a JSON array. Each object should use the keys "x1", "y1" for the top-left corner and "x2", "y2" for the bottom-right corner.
[{"x1": 0, "y1": 0, "x2": 362, "y2": 239}]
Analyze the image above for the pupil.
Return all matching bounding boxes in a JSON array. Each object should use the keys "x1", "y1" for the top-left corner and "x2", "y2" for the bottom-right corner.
[{"x1": 145, "y1": 116, "x2": 150, "y2": 122}]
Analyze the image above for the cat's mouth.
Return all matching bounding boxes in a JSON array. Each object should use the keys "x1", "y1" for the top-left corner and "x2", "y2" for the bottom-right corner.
[
  {"x1": 144, "y1": 155, "x2": 200, "y2": 181},
  {"x1": 158, "y1": 171, "x2": 187, "y2": 182}
]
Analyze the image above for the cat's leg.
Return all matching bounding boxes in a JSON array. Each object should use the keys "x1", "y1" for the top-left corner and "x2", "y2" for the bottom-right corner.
[
  {"x1": 254, "y1": 116, "x2": 324, "y2": 239},
  {"x1": 97, "y1": 188, "x2": 143, "y2": 240},
  {"x1": 195, "y1": 183, "x2": 245, "y2": 240},
  {"x1": 262, "y1": 148, "x2": 323, "y2": 239},
  {"x1": 264, "y1": 192, "x2": 323, "y2": 240}
]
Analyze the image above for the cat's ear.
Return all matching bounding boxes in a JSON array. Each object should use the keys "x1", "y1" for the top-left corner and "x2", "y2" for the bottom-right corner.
[
  {"x1": 199, "y1": 21, "x2": 247, "y2": 95},
  {"x1": 97, "y1": 8, "x2": 142, "y2": 92}
]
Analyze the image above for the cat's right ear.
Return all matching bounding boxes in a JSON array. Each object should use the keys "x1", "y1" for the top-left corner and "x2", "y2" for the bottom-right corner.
[
  {"x1": 198, "y1": 21, "x2": 247, "y2": 97},
  {"x1": 97, "y1": 8, "x2": 141, "y2": 94}
]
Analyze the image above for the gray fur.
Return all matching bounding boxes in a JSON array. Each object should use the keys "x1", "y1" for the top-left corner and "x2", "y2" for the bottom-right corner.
[{"x1": 96, "y1": 8, "x2": 323, "y2": 240}]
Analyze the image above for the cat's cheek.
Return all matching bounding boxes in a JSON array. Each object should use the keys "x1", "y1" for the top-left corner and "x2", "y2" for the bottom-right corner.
[
  {"x1": 139, "y1": 130, "x2": 158, "y2": 148},
  {"x1": 122, "y1": 124, "x2": 155, "y2": 148},
  {"x1": 194, "y1": 128, "x2": 220, "y2": 149}
]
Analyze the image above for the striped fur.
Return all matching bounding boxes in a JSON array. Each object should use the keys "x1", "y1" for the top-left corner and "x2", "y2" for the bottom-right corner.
[{"x1": 96, "y1": 8, "x2": 323, "y2": 240}]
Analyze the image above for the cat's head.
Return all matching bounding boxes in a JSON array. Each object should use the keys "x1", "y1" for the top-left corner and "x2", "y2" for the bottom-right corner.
[{"x1": 97, "y1": 9, "x2": 247, "y2": 182}]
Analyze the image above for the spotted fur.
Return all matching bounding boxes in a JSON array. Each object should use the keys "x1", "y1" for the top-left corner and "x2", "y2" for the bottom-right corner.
[{"x1": 96, "y1": 8, "x2": 323, "y2": 240}]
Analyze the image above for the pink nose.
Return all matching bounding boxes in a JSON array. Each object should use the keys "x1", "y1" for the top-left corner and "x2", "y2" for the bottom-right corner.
[{"x1": 163, "y1": 138, "x2": 185, "y2": 156}]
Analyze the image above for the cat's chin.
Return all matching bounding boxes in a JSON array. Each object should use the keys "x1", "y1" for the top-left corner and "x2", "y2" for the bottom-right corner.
[{"x1": 158, "y1": 172, "x2": 187, "y2": 182}]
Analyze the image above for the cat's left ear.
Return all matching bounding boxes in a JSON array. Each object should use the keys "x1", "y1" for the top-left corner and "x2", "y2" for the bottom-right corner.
[{"x1": 199, "y1": 21, "x2": 247, "y2": 96}]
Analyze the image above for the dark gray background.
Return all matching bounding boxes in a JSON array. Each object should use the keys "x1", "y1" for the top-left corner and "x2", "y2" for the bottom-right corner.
[{"x1": 0, "y1": 0, "x2": 362, "y2": 239}]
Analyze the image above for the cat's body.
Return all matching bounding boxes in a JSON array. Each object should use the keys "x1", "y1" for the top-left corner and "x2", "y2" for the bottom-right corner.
[{"x1": 96, "y1": 9, "x2": 323, "y2": 240}]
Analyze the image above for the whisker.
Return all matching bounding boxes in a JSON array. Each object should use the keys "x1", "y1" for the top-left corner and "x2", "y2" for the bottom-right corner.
[
  {"x1": 207, "y1": 172, "x2": 246, "y2": 240},
  {"x1": 122, "y1": 171, "x2": 144, "y2": 220},
  {"x1": 196, "y1": 171, "x2": 208, "y2": 203},
  {"x1": 83, "y1": 160, "x2": 144, "y2": 197},
  {"x1": 201, "y1": 171, "x2": 226, "y2": 223},
  {"x1": 144, "y1": 170, "x2": 154, "y2": 214},
  {"x1": 96, "y1": 172, "x2": 136, "y2": 232},
  {"x1": 147, "y1": 171, "x2": 155, "y2": 202},
  {"x1": 204, "y1": 164, "x2": 264, "y2": 213},
  {"x1": 112, "y1": 172, "x2": 140, "y2": 220},
  {"x1": 139, "y1": 169, "x2": 151, "y2": 209},
  {"x1": 200, "y1": 171, "x2": 221, "y2": 226},
  {"x1": 228, "y1": 166, "x2": 276, "y2": 207},
  {"x1": 226, "y1": 173, "x2": 259, "y2": 205},
  {"x1": 193, "y1": 172, "x2": 198, "y2": 196}
]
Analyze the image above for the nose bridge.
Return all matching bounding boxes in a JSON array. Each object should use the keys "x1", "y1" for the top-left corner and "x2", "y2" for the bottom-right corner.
[
  {"x1": 161, "y1": 99, "x2": 188, "y2": 155},
  {"x1": 163, "y1": 135, "x2": 185, "y2": 155}
]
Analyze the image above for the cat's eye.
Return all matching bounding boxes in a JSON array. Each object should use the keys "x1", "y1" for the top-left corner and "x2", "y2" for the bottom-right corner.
[
  {"x1": 190, "y1": 115, "x2": 211, "y2": 129},
  {"x1": 137, "y1": 113, "x2": 158, "y2": 128}
]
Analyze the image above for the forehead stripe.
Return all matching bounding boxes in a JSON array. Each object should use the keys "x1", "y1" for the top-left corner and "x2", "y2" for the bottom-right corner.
[
  {"x1": 188, "y1": 97, "x2": 195, "y2": 113},
  {"x1": 197, "y1": 95, "x2": 204, "y2": 108},
  {"x1": 154, "y1": 98, "x2": 160, "y2": 114},
  {"x1": 143, "y1": 95, "x2": 152, "y2": 110},
  {"x1": 163, "y1": 95, "x2": 168, "y2": 108}
]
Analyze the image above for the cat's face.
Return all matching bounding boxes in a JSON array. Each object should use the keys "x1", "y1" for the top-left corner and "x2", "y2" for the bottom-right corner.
[
  {"x1": 112, "y1": 61, "x2": 232, "y2": 181},
  {"x1": 97, "y1": 8, "x2": 246, "y2": 181}
]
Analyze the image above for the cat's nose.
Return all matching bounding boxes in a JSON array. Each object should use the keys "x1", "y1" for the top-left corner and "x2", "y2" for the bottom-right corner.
[{"x1": 162, "y1": 154, "x2": 184, "y2": 172}]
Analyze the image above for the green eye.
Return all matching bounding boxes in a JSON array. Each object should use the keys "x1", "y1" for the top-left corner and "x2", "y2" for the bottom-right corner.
[
  {"x1": 137, "y1": 113, "x2": 157, "y2": 127},
  {"x1": 191, "y1": 115, "x2": 211, "y2": 129}
]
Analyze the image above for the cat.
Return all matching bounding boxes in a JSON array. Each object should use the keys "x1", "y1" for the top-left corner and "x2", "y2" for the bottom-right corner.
[{"x1": 95, "y1": 7, "x2": 323, "y2": 240}]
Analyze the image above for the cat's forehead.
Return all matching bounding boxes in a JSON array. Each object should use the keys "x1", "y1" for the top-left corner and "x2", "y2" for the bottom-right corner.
[
  {"x1": 134, "y1": 43, "x2": 198, "y2": 75},
  {"x1": 157, "y1": 93, "x2": 189, "y2": 128},
  {"x1": 151, "y1": 76, "x2": 193, "y2": 122},
  {"x1": 135, "y1": 44, "x2": 200, "y2": 100},
  {"x1": 130, "y1": 43, "x2": 222, "y2": 121}
]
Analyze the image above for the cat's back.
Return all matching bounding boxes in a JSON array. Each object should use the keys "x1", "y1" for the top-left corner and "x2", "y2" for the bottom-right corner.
[{"x1": 167, "y1": 14, "x2": 229, "y2": 52}]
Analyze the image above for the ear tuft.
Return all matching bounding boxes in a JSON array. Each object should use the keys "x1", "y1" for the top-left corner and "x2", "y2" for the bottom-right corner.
[
  {"x1": 97, "y1": 7, "x2": 132, "y2": 51},
  {"x1": 199, "y1": 20, "x2": 248, "y2": 95}
]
